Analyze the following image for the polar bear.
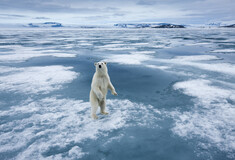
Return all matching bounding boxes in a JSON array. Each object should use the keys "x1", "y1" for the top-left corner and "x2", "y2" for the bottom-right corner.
[{"x1": 90, "y1": 61, "x2": 117, "y2": 119}]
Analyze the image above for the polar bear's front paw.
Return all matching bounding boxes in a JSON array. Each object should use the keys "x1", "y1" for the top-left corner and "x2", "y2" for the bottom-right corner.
[
  {"x1": 91, "y1": 114, "x2": 98, "y2": 119},
  {"x1": 112, "y1": 90, "x2": 118, "y2": 96},
  {"x1": 101, "y1": 112, "x2": 109, "y2": 115}
]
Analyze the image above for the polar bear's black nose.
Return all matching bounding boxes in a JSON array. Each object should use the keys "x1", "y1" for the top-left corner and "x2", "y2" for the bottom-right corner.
[{"x1": 99, "y1": 65, "x2": 101, "y2": 68}]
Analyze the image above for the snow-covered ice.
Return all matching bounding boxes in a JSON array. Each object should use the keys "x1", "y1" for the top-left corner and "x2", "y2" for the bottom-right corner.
[{"x1": 0, "y1": 28, "x2": 234, "y2": 160}]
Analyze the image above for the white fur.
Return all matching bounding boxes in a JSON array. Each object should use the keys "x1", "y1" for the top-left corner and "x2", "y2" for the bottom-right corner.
[{"x1": 90, "y1": 61, "x2": 117, "y2": 119}]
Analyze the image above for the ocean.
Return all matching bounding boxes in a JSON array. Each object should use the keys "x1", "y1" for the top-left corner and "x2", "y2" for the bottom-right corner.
[{"x1": 0, "y1": 28, "x2": 234, "y2": 160}]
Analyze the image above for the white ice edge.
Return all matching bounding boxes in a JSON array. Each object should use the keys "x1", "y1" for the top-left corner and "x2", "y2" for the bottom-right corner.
[
  {"x1": 157, "y1": 55, "x2": 235, "y2": 75},
  {"x1": 0, "y1": 65, "x2": 78, "y2": 94},
  {"x1": 171, "y1": 79, "x2": 235, "y2": 157},
  {"x1": 0, "y1": 98, "x2": 159, "y2": 159}
]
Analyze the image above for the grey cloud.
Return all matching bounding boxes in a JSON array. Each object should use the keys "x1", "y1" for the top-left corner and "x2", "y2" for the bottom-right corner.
[
  {"x1": 113, "y1": 13, "x2": 125, "y2": 17},
  {"x1": 85, "y1": 15, "x2": 110, "y2": 20},
  {"x1": 137, "y1": 0, "x2": 157, "y2": 5},
  {"x1": 34, "y1": 17, "x2": 50, "y2": 20},
  {"x1": 0, "y1": 0, "x2": 101, "y2": 13},
  {"x1": 0, "y1": 0, "x2": 234, "y2": 25},
  {"x1": 136, "y1": 0, "x2": 202, "y2": 6},
  {"x1": 104, "y1": 7, "x2": 119, "y2": 11},
  {"x1": 0, "y1": 14, "x2": 27, "y2": 18}
]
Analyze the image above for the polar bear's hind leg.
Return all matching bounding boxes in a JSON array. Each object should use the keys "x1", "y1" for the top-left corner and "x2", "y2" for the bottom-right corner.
[
  {"x1": 90, "y1": 92, "x2": 99, "y2": 119},
  {"x1": 100, "y1": 99, "x2": 109, "y2": 115}
]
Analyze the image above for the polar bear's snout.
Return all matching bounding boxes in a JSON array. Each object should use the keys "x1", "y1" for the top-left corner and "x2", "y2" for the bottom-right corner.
[{"x1": 99, "y1": 65, "x2": 101, "y2": 68}]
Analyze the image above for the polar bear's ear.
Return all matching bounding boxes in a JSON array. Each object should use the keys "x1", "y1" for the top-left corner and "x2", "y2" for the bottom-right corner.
[
  {"x1": 104, "y1": 61, "x2": 107, "y2": 65},
  {"x1": 94, "y1": 62, "x2": 98, "y2": 66}
]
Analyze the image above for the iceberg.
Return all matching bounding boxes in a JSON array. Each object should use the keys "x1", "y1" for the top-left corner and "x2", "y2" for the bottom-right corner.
[
  {"x1": 114, "y1": 23, "x2": 185, "y2": 28},
  {"x1": 27, "y1": 22, "x2": 63, "y2": 28}
]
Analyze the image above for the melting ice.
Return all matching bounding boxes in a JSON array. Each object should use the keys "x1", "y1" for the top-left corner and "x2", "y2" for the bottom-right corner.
[{"x1": 0, "y1": 28, "x2": 235, "y2": 160}]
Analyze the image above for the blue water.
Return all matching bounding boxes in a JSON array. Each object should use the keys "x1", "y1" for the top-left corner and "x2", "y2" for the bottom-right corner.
[{"x1": 0, "y1": 28, "x2": 235, "y2": 160}]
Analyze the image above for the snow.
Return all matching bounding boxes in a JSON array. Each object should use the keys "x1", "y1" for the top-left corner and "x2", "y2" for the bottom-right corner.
[
  {"x1": 0, "y1": 66, "x2": 78, "y2": 94},
  {"x1": 171, "y1": 79, "x2": 235, "y2": 156}
]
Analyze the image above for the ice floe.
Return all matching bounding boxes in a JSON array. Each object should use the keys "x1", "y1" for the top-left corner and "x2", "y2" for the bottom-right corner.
[
  {"x1": 0, "y1": 45, "x2": 76, "y2": 63},
  {"x1": 104, "y1": 53, "x2": 153, "y2": 65},
  {"x1": 171, "y1": 79, "x2": 235, "y2": 158},
  {"x1": 130, "y1": 51, "x2": 155, "y2": 54},
  {"x1": 211, "y1": 49, "x2": 235, "y2": 53},
  {"x1": 158, "y1": 55, "x2": 235, "y2": 75},
  {"x1": 0, "y1": 66, "x2": 78, "y2": 94},
  {"x1": 146, "y1": 65, "x2": 170, "y2": 70},
  {"x1": 0, "y1": 98, "x2": 159, "y2": 159},
  {"x1": 173, "y1": 55, "x2": 220, "y2": 61}
]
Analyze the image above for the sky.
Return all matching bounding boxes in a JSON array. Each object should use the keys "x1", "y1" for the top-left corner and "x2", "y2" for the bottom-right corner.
[{"x1": 0, "y1": 0, "x2": 234, "y2": 25}]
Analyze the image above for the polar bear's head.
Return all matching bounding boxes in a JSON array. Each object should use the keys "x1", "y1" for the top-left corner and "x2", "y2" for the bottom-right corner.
[{"x1": 94, "y1": 61, "x2": 108, "y2": 74}]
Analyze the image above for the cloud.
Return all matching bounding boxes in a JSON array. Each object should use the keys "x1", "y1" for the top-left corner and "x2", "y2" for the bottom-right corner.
[
  {"x1": 0, "y1": 0, "x2": 234, "y2": 24},
  {"x1": 34, "y1": 16, "x2": 50, "y2": 19},
  {"x1": 0, "y1": 13, "x2": 27, "y2": 18},
  {"x1": 137, "y1": 0, "x2": 157, "y2": 5},
  {"x1": 0, "y1": 13, "x2": 27, "y2": 20},
  {"x1": 113, "y1": 13, "x2": 125, "y2": 17},
  {"x1": 0, "y1": 0, "x2": 101, "y2": 13}
]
